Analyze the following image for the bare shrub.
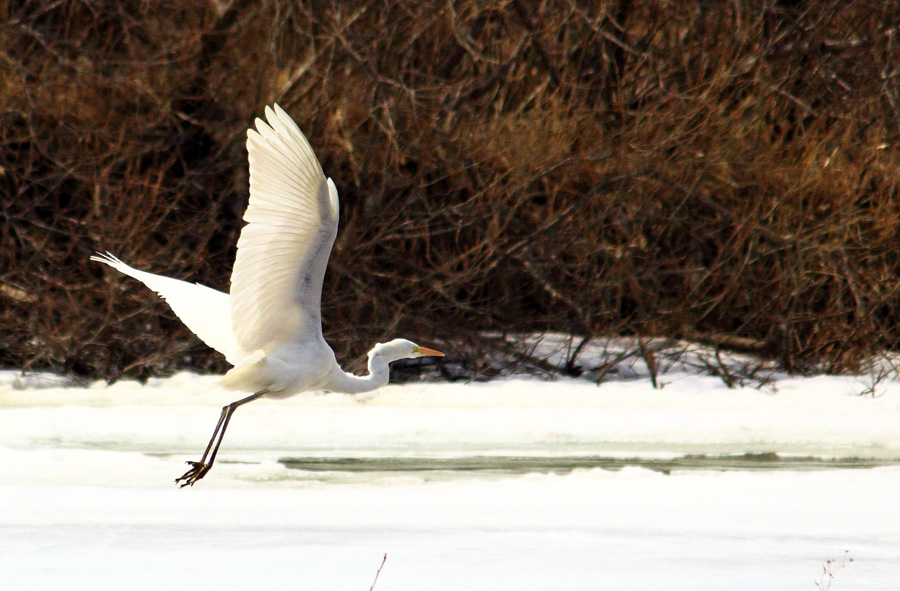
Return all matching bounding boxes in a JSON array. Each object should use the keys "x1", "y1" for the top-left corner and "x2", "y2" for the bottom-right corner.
[{"x1": 2, "y1": 1, "x2": 899, "y2": 380}]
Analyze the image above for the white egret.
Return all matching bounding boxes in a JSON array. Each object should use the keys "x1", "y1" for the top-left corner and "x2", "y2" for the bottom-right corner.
[{"x1": 92, "y1": 104, "x2": 443, "y2": 487}]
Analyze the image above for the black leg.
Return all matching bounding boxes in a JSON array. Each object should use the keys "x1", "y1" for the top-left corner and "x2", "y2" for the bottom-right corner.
[{"x1": 176, "y1": 389, "x2": 268, "y2": 487}]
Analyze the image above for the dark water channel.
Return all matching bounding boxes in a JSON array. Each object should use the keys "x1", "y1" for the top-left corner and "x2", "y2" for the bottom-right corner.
[{"x1": 279, "y1": 453, "x2": 900, "y2": 475}]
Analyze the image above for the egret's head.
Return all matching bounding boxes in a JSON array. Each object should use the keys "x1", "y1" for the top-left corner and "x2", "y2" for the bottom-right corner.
[{"x1": 369, "y1": 339, "x2": 444, "y2": 363}]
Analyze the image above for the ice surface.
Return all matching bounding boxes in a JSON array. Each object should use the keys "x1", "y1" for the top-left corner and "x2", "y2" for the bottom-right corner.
[{"x1": 1, "y1": 369, "x2": 898, "y2": 589}]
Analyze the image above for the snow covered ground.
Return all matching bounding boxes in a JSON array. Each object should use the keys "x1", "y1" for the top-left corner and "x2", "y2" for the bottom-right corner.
[{"x1": 1, "y1": 369, "x2": 899, "y2": 590}]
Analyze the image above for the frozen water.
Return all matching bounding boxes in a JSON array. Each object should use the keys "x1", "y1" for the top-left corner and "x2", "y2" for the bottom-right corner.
[{"x1": 1, "y1": 369, "x2": 898, "y2": 589}]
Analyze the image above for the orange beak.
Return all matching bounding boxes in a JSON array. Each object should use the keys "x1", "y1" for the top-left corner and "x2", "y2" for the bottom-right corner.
[{"x1": 416, "y1": 346, "x2": 445, "y2": 357}]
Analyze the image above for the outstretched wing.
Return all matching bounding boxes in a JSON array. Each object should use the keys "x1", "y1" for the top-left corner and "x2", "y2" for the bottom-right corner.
[
  {"x1": 229, "y1": 104, "x2": 340, "y2": 353},
  {"x1": 91, "y1": 253, "x2": 243, "y2": 363}
]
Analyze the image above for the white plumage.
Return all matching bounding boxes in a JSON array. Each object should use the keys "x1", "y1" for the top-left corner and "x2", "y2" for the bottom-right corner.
[
  {"x1": 93, "y1": 104, "x2": 443, "y2": 486},
  {"x1": 90, "y1": 253, "x2": 241, "y2": 363}
]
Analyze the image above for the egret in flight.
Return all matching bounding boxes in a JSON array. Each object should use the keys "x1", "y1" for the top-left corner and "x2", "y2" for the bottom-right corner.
[{"x1": 93, "y1": 105, "x2": 443, "y2": 487}]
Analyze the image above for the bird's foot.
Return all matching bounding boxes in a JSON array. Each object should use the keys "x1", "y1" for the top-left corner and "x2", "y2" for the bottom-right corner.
[{"x1": 175, "y1": 460, "x2": 211, "y2": 488}]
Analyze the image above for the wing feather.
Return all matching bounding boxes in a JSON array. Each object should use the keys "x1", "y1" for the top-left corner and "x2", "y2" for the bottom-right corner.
[
  {"x1": 229, "y1": 104, "x2": 339, "y2": 352},
  {"x1": 91, "y1": 253, "x2": 244, "y2": 363}
]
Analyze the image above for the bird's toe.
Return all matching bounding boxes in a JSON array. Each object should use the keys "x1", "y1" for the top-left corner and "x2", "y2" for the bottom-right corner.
[{"x1": 175, "y1": 462, "x2": 209, "y2": 487}]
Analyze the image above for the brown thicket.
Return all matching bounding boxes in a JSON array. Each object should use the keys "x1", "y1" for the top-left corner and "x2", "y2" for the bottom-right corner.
[{"x1": 2, "y1": 1, "x2": 900, "y2": 381}]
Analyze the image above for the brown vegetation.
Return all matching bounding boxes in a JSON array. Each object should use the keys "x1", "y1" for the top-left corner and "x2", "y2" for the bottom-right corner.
[{"x1": 2, "y1": 1, "x2": 900, "y2": 380}]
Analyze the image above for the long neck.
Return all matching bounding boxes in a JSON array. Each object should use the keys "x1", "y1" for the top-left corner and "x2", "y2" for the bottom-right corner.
[{"x1": 323, "y1": 354, "x2": 391, "y2": 394}]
